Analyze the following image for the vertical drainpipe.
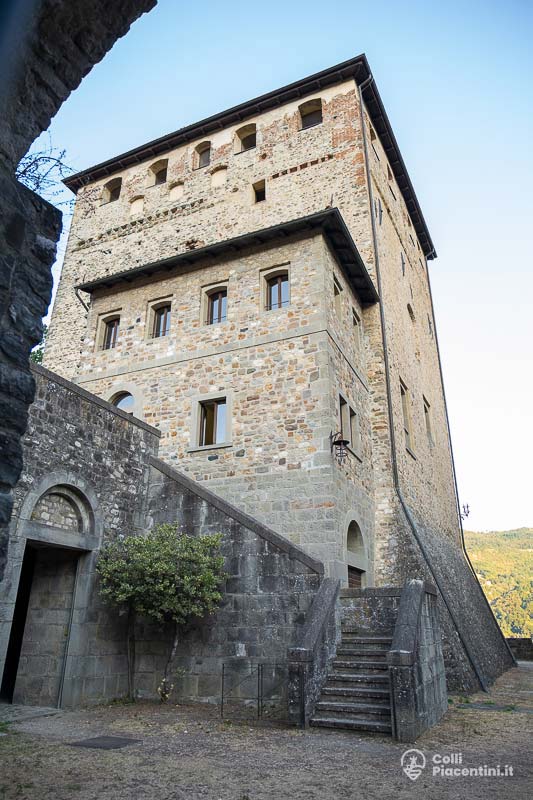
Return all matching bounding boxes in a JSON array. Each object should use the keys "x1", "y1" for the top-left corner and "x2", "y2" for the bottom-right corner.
[{"x1": 356, "y1": 74, "x2": 489, "y2": 691}]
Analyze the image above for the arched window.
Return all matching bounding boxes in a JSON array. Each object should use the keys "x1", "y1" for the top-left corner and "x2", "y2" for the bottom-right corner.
[
  {"x1": 149, "y1": 159, "x2": 168, "y2": 186},
  {"x1": 298, "y1": 98, "x2": 322, "y2": 130},
  {"x1": 265, "y1": 270, "x2": 289, "y2": 311},
  {"x1": 235, "y1": 123, "x2": 256, "y2": 153},
  {"x1": 111, "y1": 391, "x2": 135, "y2": 414},
  {"x1": 195, "y1": 141, "x2": 211, "y2": 169},
  {"x1": 407, "y1": 303, "x2": 416, "y2": 322},
  {"x1": 101, "y1": 177, "x2": 122, "y2": 203},
  {"x1": 346, "y1": 521, "x2": 367, "y2": 588}
]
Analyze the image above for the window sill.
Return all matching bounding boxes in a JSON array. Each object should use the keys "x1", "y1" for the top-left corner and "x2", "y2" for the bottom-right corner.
[
  {"x1": 187, "y1": 442, "x2": 233, "y2": 454},
  {"x1": 299, "y1": 122, "x2": 323, "y2": 132}
]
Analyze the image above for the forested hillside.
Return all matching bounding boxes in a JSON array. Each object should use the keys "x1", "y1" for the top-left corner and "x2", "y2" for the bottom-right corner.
[{"x1": 465, "y1": 528, "x2": 532, "y2": 637}]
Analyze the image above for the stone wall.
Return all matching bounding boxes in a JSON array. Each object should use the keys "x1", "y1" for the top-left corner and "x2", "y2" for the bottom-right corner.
[
  {"x1": 507, "y1": 638, "x2": 533, "y2": 661},
  {"x1": 71, "y1": 229, "x2": 377, "y2": 579},
  {"x1": 1, "y1": 366, "x2": 325, "y2": 708},
  {"x1": 0, "y1": 0, "x2": 157, "y2": 579},
  {"x1": 145, "y1": 457, "x2": 323, "y2": 703},
  {"x1": 0, "y1": 365, "x2": 160, "y2": 706},
  {"x1": 388, "y1": 580, "x2": 448, "y2": 742}
]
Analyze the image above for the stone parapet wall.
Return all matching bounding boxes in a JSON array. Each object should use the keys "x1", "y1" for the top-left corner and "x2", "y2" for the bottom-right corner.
[{"x1": 145, "y1": 457, "x2": 323, "y2": 703}]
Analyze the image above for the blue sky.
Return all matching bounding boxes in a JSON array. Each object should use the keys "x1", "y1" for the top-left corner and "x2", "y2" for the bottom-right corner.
[{"x1": 37, "y1": 0, "x2": 533, "y2": 531}]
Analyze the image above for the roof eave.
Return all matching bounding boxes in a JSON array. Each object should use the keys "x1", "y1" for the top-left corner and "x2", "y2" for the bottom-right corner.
[
  {"x1": 75, "y1": 208, "x2": 379, "y2": 306},
  {"x1": 64, "y1": 53, "x2": 436, "y2": 259}
]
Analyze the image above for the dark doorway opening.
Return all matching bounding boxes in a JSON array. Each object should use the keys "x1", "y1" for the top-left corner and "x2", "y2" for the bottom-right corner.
[
  {"x1": 1, "y1": 544, "x2": 36, "y2": 702},
  {"x1": 1, "y1": 543, "x2": 79, "y2": 707},
  {"x1": 347, "y1": 566, "x2": 364, "y2": 589}
]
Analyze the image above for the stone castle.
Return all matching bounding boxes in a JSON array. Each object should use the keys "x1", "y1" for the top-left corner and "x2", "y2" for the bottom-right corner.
[{"x1": 0, "y1": 55, "x2": 514, "y2": 738}]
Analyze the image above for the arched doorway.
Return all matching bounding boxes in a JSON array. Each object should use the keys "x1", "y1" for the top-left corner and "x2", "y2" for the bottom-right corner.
[
  {"x1": 0, "y1": 478, "x2": 99, "y2": 708},
  {"x1": 346, "y1": 521, "x2": 368, "y2": 588}
]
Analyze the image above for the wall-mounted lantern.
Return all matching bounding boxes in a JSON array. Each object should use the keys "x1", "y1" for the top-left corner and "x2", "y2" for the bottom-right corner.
[{"x1": 330, "y1": 430, "x2": 350, "y2": 466}]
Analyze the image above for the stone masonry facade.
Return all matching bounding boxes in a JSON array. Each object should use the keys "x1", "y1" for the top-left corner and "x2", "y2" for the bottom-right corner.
[
  {"x1": 0, "y1": 366, "x2": 322, "y2": 708},
  {"x1": 39, "y1": 56, "x2": 514, "y2": 691}
]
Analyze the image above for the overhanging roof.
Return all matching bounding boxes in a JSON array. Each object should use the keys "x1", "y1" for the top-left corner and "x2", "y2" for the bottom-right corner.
[
  {"x1": 75, "y1": 208, "x2": 379, "y2": 305},
  {"x1": 64, "y1": 54, "x2": 436, "y2": 259}
]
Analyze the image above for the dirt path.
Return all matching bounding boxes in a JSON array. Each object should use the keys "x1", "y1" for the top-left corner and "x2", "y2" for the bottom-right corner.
[{"x1": 0, "y1": 665, "x2": 531, "y2": 800}]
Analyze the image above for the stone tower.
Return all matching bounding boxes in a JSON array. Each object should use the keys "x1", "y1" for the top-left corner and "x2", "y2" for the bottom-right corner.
[{"x1": 43, "y1": 55, "x2": 511, "y2": 690}]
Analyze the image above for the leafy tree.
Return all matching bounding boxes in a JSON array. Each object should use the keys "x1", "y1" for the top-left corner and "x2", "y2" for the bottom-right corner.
[
  {"x1": 465, "y1": 527, "x2": 533, "y2": 637},
  {"x1": 30, "y1": 324, "x2": 47, "y2": 364},
  {"x1": 97, "y1": 524, "x2": 226, "y2": 701}
]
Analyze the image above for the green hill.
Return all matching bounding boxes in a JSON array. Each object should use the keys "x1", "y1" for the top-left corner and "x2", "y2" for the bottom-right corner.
[{"x1": 464, "y1": 528, "x2": 532, "y2": 638}]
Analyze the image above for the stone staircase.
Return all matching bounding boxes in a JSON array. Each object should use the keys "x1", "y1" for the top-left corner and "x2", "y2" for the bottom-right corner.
[{"x1": 309, "y1": 625, "x2": 392, "y2": 735}]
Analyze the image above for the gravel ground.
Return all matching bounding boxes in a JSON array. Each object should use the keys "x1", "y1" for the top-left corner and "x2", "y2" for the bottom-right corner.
[{"x1": 0, "y1": 664, "x2": 531, "y2": 800}]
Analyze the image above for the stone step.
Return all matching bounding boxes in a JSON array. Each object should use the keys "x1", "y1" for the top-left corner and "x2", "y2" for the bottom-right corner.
[
  {"x1": 315, "y1": 701, "x2": 391, "y2": 718},
  {"x1": 341, "y1": 624, "x2": 393, "y2": 633},
  {"x1": 326, "y1": 672, "x2": 389, "y2": 688},
  {"x1": 321, "y1": 686, "x2": 390, "y2": 702},
  {"x1": 341, "y1": 636, "x2": 392, "y2": 645},
  {"x1": 309, "y1": 716, "x2": 392, "y2": 734},
  {"x1": 332, "y1": 660, "x2": 388, "y2": 672},
  {"x1": 337, "y1": 647, "x2": 389, "y2": 659}
]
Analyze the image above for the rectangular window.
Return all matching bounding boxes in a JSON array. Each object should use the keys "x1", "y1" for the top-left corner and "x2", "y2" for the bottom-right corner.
[
  {"x1": 400, "y1": 380, "x2": 413, "y2": 452},
  {"x1": 423, "y1": 397, "x2": 433, "y2": 444},
  {"x1": 253, "y1": 180, "x2": 266, "y2": 203},
  {"x1": 199, "y1": 398, "x2": 227, "y2": 446},
  {"x1": 333, "y1": 276, "x2": 343, "y2": 317},
  {"x1": 339, "y1": 395, "x2": 362, "y2": 457},
  {"x1": 152, "y1": 304, "x2": 171, "y2": 338},
  {"x1": 266, "y1": 272, "x2": 289, "y2": 310},
  {"x1": 352, "y1": 308, "x2": 362, "y2": 346},
  {"x1": 401, "y1": 253, "x2": 405, "y2": 277},
  {"x1": 350, "y1": 407, "x2": 362, "y2": 455},
  {"x1": 207, "y1": 289, "x2": 227, "y2": 324},
  {"x1": 102, "y1": 317, "x2": 119, "y2": 350},
  {"x1": 339, "y1": 396, "x2": 350, "y2": 441}
]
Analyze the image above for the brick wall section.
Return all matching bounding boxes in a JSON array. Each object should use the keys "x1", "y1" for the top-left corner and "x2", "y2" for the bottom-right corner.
[{"x1": 0, "y1": 0, "x2": 157, "y2": 579}]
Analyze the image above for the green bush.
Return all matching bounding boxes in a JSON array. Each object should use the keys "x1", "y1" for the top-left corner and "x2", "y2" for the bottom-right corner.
[{"x1": 97, "y1": 524, "x2": 226, "y2": 700}]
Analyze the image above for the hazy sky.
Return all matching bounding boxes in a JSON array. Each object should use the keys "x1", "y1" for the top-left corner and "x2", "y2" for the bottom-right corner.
[{"x1": 36, "y1": 0, "x2": 532, "y2": 532}]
